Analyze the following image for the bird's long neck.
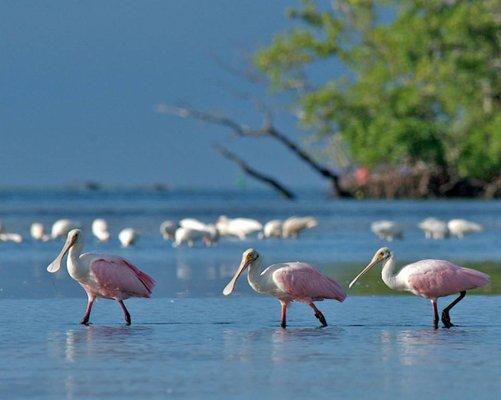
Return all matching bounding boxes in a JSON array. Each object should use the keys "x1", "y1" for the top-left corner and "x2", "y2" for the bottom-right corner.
[
  {"x1": 381, "y1": 255, "x2": 401, "y2": 290},
  {"x1": 247, "y1": 258, "x2": 267, "y2": 293},
  {"x1": 67, "y1": 240, "x2": 85, "y2": 280}
]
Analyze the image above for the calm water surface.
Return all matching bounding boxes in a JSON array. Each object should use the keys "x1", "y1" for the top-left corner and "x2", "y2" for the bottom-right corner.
[{"x1": 0, "y1": 189, "x2": 500, "y2": 399}]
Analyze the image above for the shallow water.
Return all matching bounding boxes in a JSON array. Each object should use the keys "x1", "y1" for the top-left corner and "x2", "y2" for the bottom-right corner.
[{"x1": 1, "y1": 189, "x2": 500, "y2": 399}]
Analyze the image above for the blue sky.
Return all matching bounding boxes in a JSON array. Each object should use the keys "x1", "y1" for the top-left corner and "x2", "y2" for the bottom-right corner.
[{"x1": 0, "y1": 1, "x2": 334, "y2": 189}]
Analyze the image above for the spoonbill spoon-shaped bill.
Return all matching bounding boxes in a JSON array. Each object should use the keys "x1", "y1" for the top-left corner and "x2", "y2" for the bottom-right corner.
[
  {"x1": 47, "y1": 229, "x2": 155, "y2": 325},
  {"x1": 282, "y1": 216, "x2": 318, "y2": 238},
  {"x1": 160, "y1": 220, "x2": 178, "y2": 240},
  {"x1": 260, "y1": 219, "x2": 283, "y2": 239},
  {"x1": 418, "y1": 218, "x2": 448, "y2": 239},
  {"x1": 30, "y1": 222, "x2": 50, "y2": 241},
  {"x1": 92, "y1": 219, "x2": 110, "y2": 242},
  {"x1": 223, "y1": 249, "x2": 346, "y2": 328},
  {"x1": 371, "y1": 220, "x2": 402, "y2": 241},
  {"x1": 448, "y1": 219, "x2": 483, "y2": 239},
  {"x1": 349, "y1": 248, "x2": 490, "y2": 328},
  {"x1": 51, "y1": 219, "x2": 81, "y2": 239},
  {"x1": 118, "y1": 228, "x2": 137, "y2": 247},
  {"x1": 216, "y1": 216, "x2": 262, "y2": 240}
]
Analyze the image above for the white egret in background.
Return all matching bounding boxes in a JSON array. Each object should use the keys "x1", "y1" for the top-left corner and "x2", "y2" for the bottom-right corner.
[
  {"x1": 30, "y1": 222, "x2": 50, "y2": 242},
  {"x1": 223, "y1": 249, "x2": 346, "y2": 328},
  {"x1": 118, "y1": 228, "x2": 138, "y2": 247},
  {"x1": 216, "y1": 216, "x2": 262, "y2": 240},
  {"x1": 173, "y1": 226, "x2": 215, "y2": 247},
  {"x1": 282, "y1": 216, "x2": 318, "y2": 238},
  {"x1": 160, "y1": 220, "x2": 178, "y2": 240},
  {"x1": 0, "y1": 221, "x2": 23, "y2": 243},
  {"x1": 448, "y1": 219, "x2": 483, "y2": 239},
  {"x1": 180, "y1": 219, "x2": 218, "y2": 243},
  {"x1": 418, "y1": 218, "x2": 449, "y2": 239},
  {"x1": 92, "y1": 218, "x2": 110, "y2": 242},
  {"x1": 349, "y1": 248, "x2": 490, "y2": 328},
  {"x1": 51, "y1": 219, "x2": 81, "y2": 239},
  {"x1": 259, "y1": 220, "x2": 283, "y2": 239},
  {"x1": 371, "y1": 220, "x2": 402, "y2": 241}
]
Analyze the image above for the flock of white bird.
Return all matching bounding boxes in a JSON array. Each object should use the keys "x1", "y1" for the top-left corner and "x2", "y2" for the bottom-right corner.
[
  {"x1": 0, "y1": 216, "x2": 319, "y2": 248},
  {"x1": 0, "y1": 216, "x2": 484, "y2": 246},
  {"x1": 371, "y1": 218, "x2": 484, "y2": 241}
]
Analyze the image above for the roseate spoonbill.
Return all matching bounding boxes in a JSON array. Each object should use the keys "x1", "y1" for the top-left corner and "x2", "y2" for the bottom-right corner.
[
  {"x1": 47, "y1": 229, "x2": 155, "y2": 325},
  {"x1": 173, "y1": 227, "x2": 215, "y2": 247},
  {"x1": 223, "y1": 249, "x2": 346, "y2": 328},
  {"x1": 216, "y1": 216, "x2": 262, "y2": 240},
  {"x1": 160, "y1": 220, "x2": 178, "y2": 240},
  {"x1": 92, "y1": 219, "x2": 110, "y2": 242},
  {"x1": 371, "y1": 220, "x2": 402, "y2": 241},
  {"x1": 52, "y1": 219, "x2": 81, "y2": 239},
  {"x1": 30, "y1": 222, "x2": 50, "y2": 242},
  {"x1": 282, "y1": 216, "x2": 318, "y2": 238},
  {"x1": 259, "y1": 220, "x2": 283, "y2": 239},
  {"x1": 418, "y1": 218, "x2": 449, "y2": 240},
  {"x1": 119, "y1": 228, "x2": 137, "y2": 247},
  {"x1": 448, "y1": 219, "x2": 483, "y2": 239},
  {"x1": 349, "y1": 247, "x2": 490, "y2": 328}
]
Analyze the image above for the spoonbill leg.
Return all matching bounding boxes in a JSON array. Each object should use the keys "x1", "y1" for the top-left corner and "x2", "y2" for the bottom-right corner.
[
  {"x1": 118, "y1": 300, "x2": 131, "y2": 325},
  {"x1": 431, "y1": 300, "x2": 439, "y2": 329},
  {"x1": 80, "y1": 297, "x2": 95, "y2": 325},
  {"x1": 280, "y1": 301, "x2": 288, "y2": 328},
  {"x1": 441, "y1": 291, "x2": 466, "y2": 328},
  {"x1": 309, "y1": 303, "x2": 327, "y2": 327}
]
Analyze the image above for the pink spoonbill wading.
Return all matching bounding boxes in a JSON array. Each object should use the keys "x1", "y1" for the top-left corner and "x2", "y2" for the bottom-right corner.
[
  {"x1": 47, "y1": 229, "x2": 155, "y2": 325},
  {"x1": 223, "y1": 249, "x2": 346, "y2": 328},
  {"x1": 349, "y1": 247, "x2": 490, "y2": 328}
]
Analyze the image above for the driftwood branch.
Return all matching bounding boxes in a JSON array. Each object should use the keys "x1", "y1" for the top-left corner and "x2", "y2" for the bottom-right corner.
[
  {"x1": 213, "y1": 144, "x2": 295, "y2": 200},
  {"x1": 156, "y1": 103, "x2": 351, "y2": 197}
]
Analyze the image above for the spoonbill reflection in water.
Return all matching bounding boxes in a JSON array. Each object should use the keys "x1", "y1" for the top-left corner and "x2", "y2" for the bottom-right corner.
[
  {"x1": 47, "y1": 229, "x2": 155, "y2": 325},
  {"x1": 223, "y1": 249, "x2": 346, "y2": 328},
  {"x1": 349, "y1": 248, "x2": 490, "y2": 328}
]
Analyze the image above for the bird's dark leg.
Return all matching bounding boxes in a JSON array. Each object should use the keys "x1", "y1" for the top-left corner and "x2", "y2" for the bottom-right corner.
[
  {"x1": 80, "y1": 298, "x2": 95, "y2": 325},
  {"x1": 118, "y1": 300, "x2": 132, "y2": 325},
  {"x1": 309, "y1": 303, "x2": 328, "y2": 327},
  {"x1": 441, "y1": 291, "x2": 466, "y2": 328},
  {"x1": 280, "y1": 301, "x2": 287, "y2": 328},
  {"x1": 431, "y1": 300, "x2": 439, "y2": 329}
]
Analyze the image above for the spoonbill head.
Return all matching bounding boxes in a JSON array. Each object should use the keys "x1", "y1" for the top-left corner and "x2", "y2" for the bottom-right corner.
[
  {"x1": 223, "y1": 249, "x2": 346, "y2": 328},
  {"x1": 92, "y1": 219, "x2": 110, "y2": 242},
  {"x1": 47, "y1": 229, "x2": 155, "y2": 325},
  {"x1": 349, "y1": 247, "x2": 490, "y2": 328}
]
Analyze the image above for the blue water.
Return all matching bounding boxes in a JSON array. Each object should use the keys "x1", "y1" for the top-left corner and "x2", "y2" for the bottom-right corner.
[{"x1": 1, "y1": 189, "x2": 500, "y2": 399}]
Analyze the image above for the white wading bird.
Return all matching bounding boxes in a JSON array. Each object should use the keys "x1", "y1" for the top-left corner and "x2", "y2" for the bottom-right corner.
[
  {"x1": 282, "y1": 216, "x2": 318, "y2": 238},
  {"x1": 371, "y1": 220, "x2": 403, "y2": 241},
  {"x1": 223, "y1": 249, "x2": 346, "y2": 328},
  {"x1": 30, "y1": 222, "x2": 50, "y2": 242},
  {"x1": 216, "y1": 216, "x2": 262, "y2": 240},
  {"x1": 447, "y1": 219, "x2": 483, "y2": 239},
  {"x1": 51, "y1": 219, "x2": 81, "y2": 239},
  {"x1": 118, "y1": 228, "x2": 138, "y2": 247},
  {"x1": 259, "y1": 220, "x2": 283, "y2": 239},
  {"x1": 0, "y1": 221, "x2": 23, "y2": 243},
  {"x1": 418, "y1": 218, "x2": 449, "y2": 239},
  {"x1": 160, "y1": 220, "x2": 178, "y2": 240},
  {"x1": 173, "y1": 226, "x2": 216, "y2": 247},
  {"x1": 92, "y1": 219, "x2": 110, "y2": 242}
]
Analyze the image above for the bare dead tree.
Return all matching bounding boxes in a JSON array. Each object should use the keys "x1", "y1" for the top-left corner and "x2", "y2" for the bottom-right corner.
[
  {"x1": 213, "y1": 144, "x2": 295, "y2": 200},
  {"x1": 156, "y1": 103, "x2": 352, "y2": 197}
]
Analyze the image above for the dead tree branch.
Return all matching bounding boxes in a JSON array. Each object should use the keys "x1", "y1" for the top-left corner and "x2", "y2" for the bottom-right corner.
[
  {"x1": 156, "y1": 103, "x2": 351, "y2": 197},
  {"x1": 213, "y1": 144, "x2": 295, "y2": 199}
]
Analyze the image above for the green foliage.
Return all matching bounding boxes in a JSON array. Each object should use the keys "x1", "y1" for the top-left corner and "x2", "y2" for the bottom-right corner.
[{"x1": 255, "y1": 0, "x2": 500, "y2": 182}]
